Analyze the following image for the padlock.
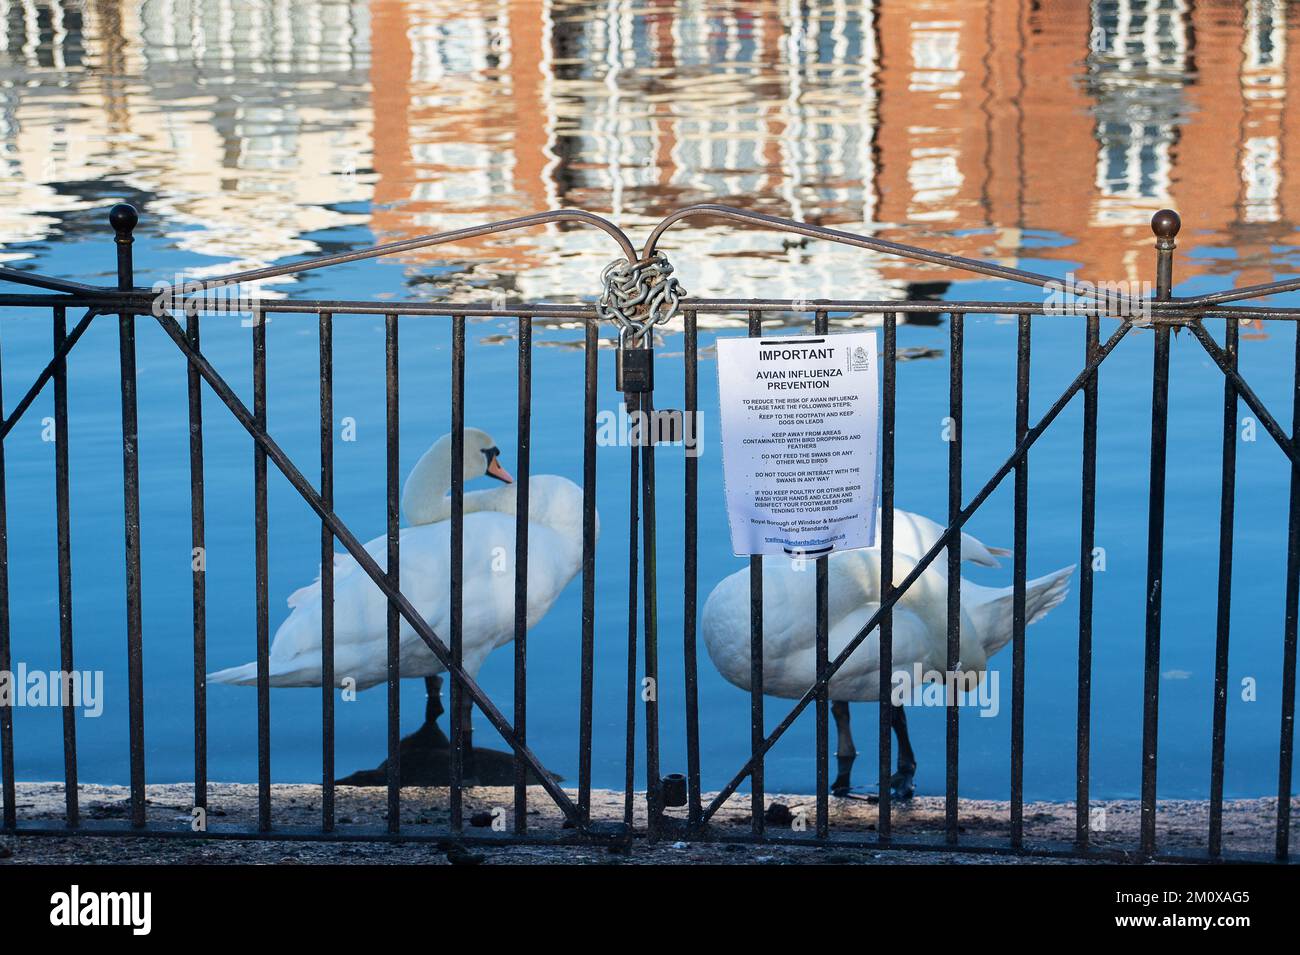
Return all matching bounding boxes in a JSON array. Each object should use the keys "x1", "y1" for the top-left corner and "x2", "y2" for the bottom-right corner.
[{"x1": 616, "y1": 328, "x2": 654, "y2": 394}]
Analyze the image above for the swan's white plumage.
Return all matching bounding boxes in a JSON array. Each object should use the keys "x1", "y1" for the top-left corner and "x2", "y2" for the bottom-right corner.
[
  {"x1": 702, "y1": 511, "x2": 1072, "y2": 700},
  {"x1": 887, "y1": 509, "x2": 1010, "y2": 570},
  {"x1": 209, "y1": 430, "x2": 591, "y2": 691}
]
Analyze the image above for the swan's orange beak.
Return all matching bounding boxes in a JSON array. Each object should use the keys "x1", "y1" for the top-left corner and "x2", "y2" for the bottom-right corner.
[{"x1": 486, "y1": 456, "x2": 513, "y2": 484}]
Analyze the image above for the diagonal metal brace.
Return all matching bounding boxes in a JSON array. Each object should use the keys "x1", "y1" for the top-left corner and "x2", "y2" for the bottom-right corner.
[
  {"x1": 0, "y1": 308, "x2": 101, "y2": 441},
  {"x1": 1190, "y1": 320, "x2": 1300, "y2": 470}
]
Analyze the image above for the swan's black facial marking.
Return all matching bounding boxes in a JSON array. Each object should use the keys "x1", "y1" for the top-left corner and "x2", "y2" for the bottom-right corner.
[{"x1": 482, "y1": 446, "x2": 513, "y2": 483}]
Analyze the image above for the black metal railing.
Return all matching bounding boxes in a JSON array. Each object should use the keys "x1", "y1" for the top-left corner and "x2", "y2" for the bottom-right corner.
[{"x1": 0, "y1": 203, "x2": 1296, "y2": 862}]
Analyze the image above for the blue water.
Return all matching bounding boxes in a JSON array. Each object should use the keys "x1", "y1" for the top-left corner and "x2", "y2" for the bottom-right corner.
[
  {"x1": 2, "y1": 0, "x2": 1299, "y2": 807},
  {"x1": 3, "y1": 221, "x2": 1298, "y2": 803}
]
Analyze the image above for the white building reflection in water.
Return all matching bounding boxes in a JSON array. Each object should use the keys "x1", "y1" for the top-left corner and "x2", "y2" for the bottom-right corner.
[
  {"x1": 0, "y1": 0, "x2": 374, "y2": 284},
  {"x1": 0, "y1": 0, "x2": 1298, "y2": 303},
  {"x1": 1086, "y1": 0, "x2": 1190, "y2": 228}
]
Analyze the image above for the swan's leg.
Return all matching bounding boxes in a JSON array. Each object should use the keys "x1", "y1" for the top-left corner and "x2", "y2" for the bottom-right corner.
[
  {"x1": 830, "y1": 701, "x2": 856, "y2": 796},
  {"x1": 339, "y1": 675, "x2": 448, "y2": 787},
  {"x1": 889, "y1": 704, "x2": 916, "y2": 800},
  {"x1": 396, "y1": 675, "x2": 448, "y2": 749},
  {"x1": 459, "y1": 690, "x2": 479, "y2": 785},
  {"x1": 420, "y1": 675, "x2": 450, "y2": 747},
  {"x1": 425, "y1": 675, "x2": 443, "y2": 725}
]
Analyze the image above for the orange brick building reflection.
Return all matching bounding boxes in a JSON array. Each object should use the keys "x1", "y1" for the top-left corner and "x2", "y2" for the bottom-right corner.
[{"x1": 367, "y1": 0, "x2": 1300, "y2": 297}]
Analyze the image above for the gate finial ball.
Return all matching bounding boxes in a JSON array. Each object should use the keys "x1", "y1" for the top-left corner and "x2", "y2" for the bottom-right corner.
[
  {"x1": 1151, "y1": 208, "x2": 1180, "y2": 240},
  {"x1": 109, "y1": 202, "x2": 139, "y2": 237}
]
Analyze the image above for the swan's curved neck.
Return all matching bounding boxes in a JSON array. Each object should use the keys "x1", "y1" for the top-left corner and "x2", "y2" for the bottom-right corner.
[
  {"x1": 411, "y1": 486, "x2": 512, "y2": 525},
  {"x1": 402, "y1": 443, "x2": 584, "y2": 543},
  {"x1": 402, "y1": 443, "x2": 507, "y2": 525}
]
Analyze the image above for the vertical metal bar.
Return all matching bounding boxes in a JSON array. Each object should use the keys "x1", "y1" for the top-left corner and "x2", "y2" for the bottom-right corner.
[
  {"x1": 642, "y1": 384, "x2": 662, "y2": 840},
  {"x1": 450, "y1": 315, "x2": 466, "y2": 832},
  {"x1": 1010, "y1": 313, "x2": 1030, "y2": 848},
  {"x1": 1139, "y1": 336, "x2": 1170, "y2": 857},
  {"x1": 878, "y1": 312, "x2": 896, "y2": 842},
  {"x1": 113, "y1": 204, "x2": 146, "y2": 829},
  {"x1": 946, "y1": 311, "x2": 963, "y2": 844},
  {"x1": 623, "y1": 392, "x2": 640, "y2": 829},
  {"x1": 579, "y1": 324, "x2": 598, "y2": 826},
  {"x1": 53, "y1": 305, "x2": 78, "y2": 827},
  {"x1": 814, "y1": 308, "x2": 830, "y2": 840},
  {"x1": 186, "y1": 312, "x2": 207, "y2": 817},
  {"x1": 1141, "y1": 210, "x2": 1179, "y2": 857},
  {"x1": 253, "y1": 304, "x2": 271, "y2": 832},
  {"x1": 1076, "y1": 311, "x2": 1100, "y2": 849},
  {"x1": 319, "y1": 312, "x2": 334, "y2": 832},
  {"x1": 572, "y1": 323, "x2": 599, "y2": 826},
  {"x1": 0, "y1": 315, "x2": 13, "y2": 831},
  {"x1": 385, "y1": 313, "x2": 401, "y2": 833},
  {"x1": 683, "y1": 308, "x2": 702, "y2": 828},
  {"x1": 514, "y1": 315, "x2": 531, "y2": 834},
  {"x1": 578, "y1": 318, "x2": 597, "y2": 825},
  {"x1": 1208, "y1": 317, "x2": 1237, "y2": 857},
  {"x1": 748, "y1": 309, "x2": 764, "y2": 837},
  {"x1": 1277, "y1": 320, "x2": 1300, "y2": 861}
]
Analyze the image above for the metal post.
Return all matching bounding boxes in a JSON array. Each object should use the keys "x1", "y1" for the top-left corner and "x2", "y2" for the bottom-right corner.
[
  {"x1": 579, "y1": 317, "x2": 598, "y2": 827},
  {"x1": 946, "y1": 312, "x2": 964, "y2": 844},
  {"x1": 449, "y1": 315, "x2": 465, "y2": 832},
  {"x1": 1077, "y1": 311, "x2": 1100, "y2": 850},
  {"x1": 253, "y1": 304, "x2": 270, "y2": 832},
  {"x1": 112, "y1": 203, "x2": 146, "y2": 829},
  {"x1": 682, "y1": 310, "x2": 702, "y2": 831},
  {"x1": 1209, "y1": 316, "x2": 1237, "y2": 856},
  {"x1": 186, "y1": 311, "x2": 207, "y2": 819},
  {"x1": 878, "y1": 311, "x2": 897, "y2": 842},
  {"x1": 54, "y1": 306, "x2": 78, "y2": 827},
  {"x1": 814, "y1": 308, "x2": 830, "y2": 840},
  {"x1": 1278, "y1": 323, "x2": 1300, "y2": 861},
  {"x1": 385, "y1": 313, "x2": 400, "y2": 832},
  {"x1": 319, "y1": 313, "x2": 335, "y2": 831},
  {"x1": 1010, "y1": 314, "x2": 1030, "y2": 848},
  {"x1": 1141, "y1": 209, "x2": 1179, "y2": 857},
  {"x1": 514, "y1": 316, "x2": 532, "y2": 835}
]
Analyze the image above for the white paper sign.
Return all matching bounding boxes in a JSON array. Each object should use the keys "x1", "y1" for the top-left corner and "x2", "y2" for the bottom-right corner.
[{"x1": 717, "y1": 331, "x2": 879, "y2": 558}]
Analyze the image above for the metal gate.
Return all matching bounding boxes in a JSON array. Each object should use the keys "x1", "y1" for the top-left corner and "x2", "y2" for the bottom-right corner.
[{"x1": 0, "y1": 203, "x2": 1296, "y2": 862}]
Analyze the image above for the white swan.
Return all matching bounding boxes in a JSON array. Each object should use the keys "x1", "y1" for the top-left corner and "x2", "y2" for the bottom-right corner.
[
  {"x1": 209, "y1": 429, "x2": 591, "y2": 779},
  {"x1": 881, "y1": 508, "x2": 1012, "y2": 571},
  {"x1": 701, "y1": 511, "x2": 1073, "y2": 798}
]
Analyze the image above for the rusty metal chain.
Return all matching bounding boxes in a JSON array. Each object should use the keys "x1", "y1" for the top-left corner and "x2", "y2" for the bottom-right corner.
[{"x1": 596, "y1": 251, "x2": 686, "y2": 345}]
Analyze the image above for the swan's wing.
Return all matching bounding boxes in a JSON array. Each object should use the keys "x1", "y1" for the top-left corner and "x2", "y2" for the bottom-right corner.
[
  {"x1": 825, "y1": 603, "x2": 935, "y2": 701},
  {"x1": 257, "y1": 501, "x2": 585, "y2": 690},
  {"x1": 702, "y1": 556, "x2": 859, "y2": 697},
  {"x1": 284, "y1": 528, "x2": 426, "y2": 620},
  {"x1": 266, "y1": 535, "x2": 393, "y2": 688},
  {"x1": 286, "y1": 552, "x2": 358, "y2": 608},
  {"x1": 419, "y1": 512, "x2": 584, "y2": 652},
  {"x1": 701, "y1": 556, "x2": 938, "y2": 703}
]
